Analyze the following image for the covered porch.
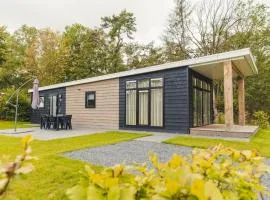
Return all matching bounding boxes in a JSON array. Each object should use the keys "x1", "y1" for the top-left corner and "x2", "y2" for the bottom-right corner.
[{"x1": 189, "y1": 48, "x2": 258, "y2": 138}]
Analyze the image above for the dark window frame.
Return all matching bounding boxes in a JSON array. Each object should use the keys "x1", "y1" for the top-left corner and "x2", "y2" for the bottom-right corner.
[
  {"x1": 125, "y1": 77, "x2": 164, "y2": 128},
  {"x1": 192, "y1": 73, "x2": 212, "y2": 127},
  {"x1": 85, "y1": 91, "x2": 96, "y2": 108}
]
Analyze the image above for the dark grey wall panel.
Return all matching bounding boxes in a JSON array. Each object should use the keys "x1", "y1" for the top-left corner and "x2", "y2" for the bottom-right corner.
[
  {"x1": 30, "y1": 87, "x2": 66, "y2": 123},
  {"x1": 119, "y1": 66, "x2": 190, "y2": 134}
]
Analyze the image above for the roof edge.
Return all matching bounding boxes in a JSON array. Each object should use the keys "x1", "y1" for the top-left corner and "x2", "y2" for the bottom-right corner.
[{"x1": 28, "y1": 48, "x2": 257, "y2": 92}]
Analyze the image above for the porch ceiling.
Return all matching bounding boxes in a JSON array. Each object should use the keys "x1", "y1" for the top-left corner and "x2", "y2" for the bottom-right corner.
[{"x1": 189, "y1": 53, "x2": 258, "y2": 80}]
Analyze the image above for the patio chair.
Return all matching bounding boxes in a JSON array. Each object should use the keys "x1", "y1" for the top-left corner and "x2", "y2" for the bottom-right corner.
[
  {"x1": 40, "y1": 115, "x2": 48, "y2": 129},
  {"x1": 64, "y1": 115, "x2": 72, "y2": 130},
  {"x1": 47, "y1": 116, "x2": 56, "y2": 129}
]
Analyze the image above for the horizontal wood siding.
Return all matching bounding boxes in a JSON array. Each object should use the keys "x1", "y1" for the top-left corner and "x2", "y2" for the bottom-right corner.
[
  {"x1": 30, "y1": 87, "x2": 66, "y2": 124},
  {"x1": 119, "y1": 66, "x2": 190, "y2": 133},
  {"x1": 66, "y1": 78, "x2": 119, "y2": 129}
]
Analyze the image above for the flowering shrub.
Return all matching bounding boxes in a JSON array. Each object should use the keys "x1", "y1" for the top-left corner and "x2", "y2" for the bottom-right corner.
[
  {"x1": 67, "y1": 144, "x2": 270, "y2": 200},
  {"x1": 0, "y1": 135, "x2": 34, "y2": 197}
]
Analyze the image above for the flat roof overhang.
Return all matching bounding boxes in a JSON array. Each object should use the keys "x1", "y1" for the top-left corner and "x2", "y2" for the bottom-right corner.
[
  {"x1": 189, "y1": 48, "x2": 258, "y2": 80},
  {"x1": 28, "y1": 48, "x2": 258, "y2": 92}
]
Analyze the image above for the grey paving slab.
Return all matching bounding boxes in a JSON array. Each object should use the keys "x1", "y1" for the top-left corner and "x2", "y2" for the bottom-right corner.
[{"x1": 0, "y1": 127, "x2": 110, "y2": 140}]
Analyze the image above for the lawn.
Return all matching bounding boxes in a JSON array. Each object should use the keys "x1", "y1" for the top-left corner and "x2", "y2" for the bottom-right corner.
[
  {"x1": 0, "y1": 131, "x2": 149, "y2": 200},
  {"x1": 0, "y1": 120, "x2": 34, "y2": 130},
  {"x1": 165, "y1": 128, "x2": 270, "y2": 157}
]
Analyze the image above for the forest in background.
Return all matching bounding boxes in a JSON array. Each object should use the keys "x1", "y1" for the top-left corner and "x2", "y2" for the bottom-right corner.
[{"x1": 0, "y1": 0, "x2": 269, "y2": 122}]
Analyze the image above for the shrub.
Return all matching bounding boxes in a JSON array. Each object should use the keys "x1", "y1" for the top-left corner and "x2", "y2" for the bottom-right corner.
[
  {"x1": 66, "y1": 145, "x2": 270, "y2": 200},
  {"x1": 253, "y1": 111, "x2": 270, "y2": 129},
  {"x1": 0, "y1": 88, "x2": 30, "y2": 121},
  {"x1": 217, "y1": 112, "x2": 225, "y2": 124},
  {"x1": 0, "y1": 135, "x2": 34, "y2": 197}
]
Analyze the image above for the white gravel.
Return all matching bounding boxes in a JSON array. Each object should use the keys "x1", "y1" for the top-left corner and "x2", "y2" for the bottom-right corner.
[
  {"x1": 63, "y1": 140, "x2": 193, "y2": 167},
  {"x1": 63, "y1": 140, "x2": 270, "y2": 196}
]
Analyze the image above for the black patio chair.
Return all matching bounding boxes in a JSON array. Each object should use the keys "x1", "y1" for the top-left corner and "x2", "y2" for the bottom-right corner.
[
  {"x1": 64, "y1": 115, "x2": 72, "y2": 130},
  {"x1": 40, "y1": 115, "x2": 48, "y2": 129},
  {"x1": 47, "y1": 116, "x2": 56, "y2": 129}
]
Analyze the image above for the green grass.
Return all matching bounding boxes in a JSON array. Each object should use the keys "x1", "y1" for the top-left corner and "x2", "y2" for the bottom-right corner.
[
  {"x1": 0, "y1": 120, "x2": 34, "y2": 130},
  {"x1": 0, "y1": 131, "x2": 149, "y2": 200},
  {"x1": 165, "y1": 128, "x2": 270, "y2": 157}
]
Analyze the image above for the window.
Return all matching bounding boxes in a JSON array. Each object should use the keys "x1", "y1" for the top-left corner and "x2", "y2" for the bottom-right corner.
[
  {"x1": 192, "y1": 75, "x2": 211, "y2": 127},
  {"x1": 125, "y1": 78, "x2": 163, "y2": 127},
  {"x1": 85, "y1": 91, "x2": 96, "y2": 108},
  {"x1": 126, "y1": 89, "x2": 136, "y2": 125},
  {"x1": 138, "y1": 79, "x2": 149, "y2": 88},
  {"x1": 39, "y1": 96, "x2": 44, "y2": 108},
  {"x1": 139, "y1": 90, "x2": 149, "y2": 125},
  {"x1": 49, "y1": 95, "x2": 57, "y2": 116}
]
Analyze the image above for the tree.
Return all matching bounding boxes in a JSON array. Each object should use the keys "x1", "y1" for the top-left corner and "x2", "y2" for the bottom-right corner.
[
  {"x1": 163, "y1": 0, "x2": 270, "y2": 119},
  {"x1": 163, "y1": 0, "x2": 192, "y2": 61},
  {"x1": 0, "y1": 26, "x2": 9, "y2": 66},
  {"x1": 101, "y1": 9, "x2": 136, "y2": 73},
  {"x1": 124, "y1": 42, "x2": 165, "y2": 69},
  {"x1": 62, "y1": 23, "x2": 107, "y2": 81}
]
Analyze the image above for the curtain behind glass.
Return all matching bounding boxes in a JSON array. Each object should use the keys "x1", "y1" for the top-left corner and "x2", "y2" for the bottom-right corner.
[
  {"x1": 126, "y1": 90, "x2": 136, "y2": 125},
  {"x1": 151, "y1": 88, "x2": 163, "y2": 126},
  {"x1": 139, "y1": 90, "x2": 148, "y2": 125}
]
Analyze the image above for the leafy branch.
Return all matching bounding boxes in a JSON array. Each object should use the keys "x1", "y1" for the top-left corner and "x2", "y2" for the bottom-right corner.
[{"x1": 0, "y1": 135, "x2": 34, "y2": 197}]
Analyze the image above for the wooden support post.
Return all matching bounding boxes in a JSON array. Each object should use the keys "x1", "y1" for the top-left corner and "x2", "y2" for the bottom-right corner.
[
  {"x1": 238, "y1": 78, "x2": 245, "y2": 126},
  {"x1": 224, "y1": 60, "x2": 234, "y2": 131}
]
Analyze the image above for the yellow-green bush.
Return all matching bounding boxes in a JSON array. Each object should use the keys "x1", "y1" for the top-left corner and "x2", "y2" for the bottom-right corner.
[{"x1": 66, "y1": 145, "x2": 270, "y2": 200}]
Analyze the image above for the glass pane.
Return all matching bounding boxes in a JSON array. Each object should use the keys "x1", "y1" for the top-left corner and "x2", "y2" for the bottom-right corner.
[
  {"x1": 203, "y1": 91, "x2": 208, "y2": 125},
  {"x1": 139, "y1": 90, "x2": 149, "y2": 125},
  {"x1": 126, "y1": 81, "x2": 136, "y2": 89},
  {"x1": 203, "y1": 82, "x2": 208, "y2": 89},
  {"x1": 197, "y1": 90, "x2": 202, "y2": 126},
  {"x1": 207, "y1": 84, "x2": 211, "y2": 91},
  {"x1": 52, "y1": 96, "x2": 57, "y2": 116},
  {"x1": 138, "y1": 79, "x2": 149, "y2": 88},
  {"x1": 192, "y1": 77, "x2": 196, "y2": 86},
  {"x1": 208, "y1": 92, "x2": 211, "y2": 124},
  {"x1": 193, "y1": 88, "x2": 197, "y2": 126},
  {"x1": 197, "y1": 79, "x2": 202, "y2": 88},
  {"x1": 151, "y1": 88, "x2": 163, "y2": 126},
  {"x1": 87, "y1": 94, "x2": 95, "y2": 100},
  {"x1": 126, "y1": 90, "x2": 136, "y2": 125},
  {"x1": 151, "y1": 78, "x2": 163, "y2": 87}
]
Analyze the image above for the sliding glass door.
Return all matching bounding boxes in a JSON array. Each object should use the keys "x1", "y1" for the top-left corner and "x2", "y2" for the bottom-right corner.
[{"x1": 192, "y1": 76, "x2": 211, "y2": 127}]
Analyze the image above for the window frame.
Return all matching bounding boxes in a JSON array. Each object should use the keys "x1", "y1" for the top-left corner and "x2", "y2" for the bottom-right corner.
[
  {"x1": 85, "y1": 91, "x2": 96, "y2": 108},
  {"x1": 125, "y1": 77, "x2": 164, "y2": 128},
  {"x1": 192, "y1": 74, "x2": 212, "y2": 127}
]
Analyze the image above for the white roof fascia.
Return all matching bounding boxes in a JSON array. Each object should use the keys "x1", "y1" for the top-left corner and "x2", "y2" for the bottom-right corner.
[{"x1": 28, "y1": 48, "x2": 257, "y2": 92}]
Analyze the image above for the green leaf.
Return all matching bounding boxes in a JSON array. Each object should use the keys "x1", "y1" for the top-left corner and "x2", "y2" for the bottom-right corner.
[
  {"x1": 120, "y1": 186, "x2": 136, "y2": 200},
  {"x1": 87, "y1": 184, "x2": 105, "y2": 200},
  {"x1": 66, "y1": 185, "x2": 87, "y2": 200}
]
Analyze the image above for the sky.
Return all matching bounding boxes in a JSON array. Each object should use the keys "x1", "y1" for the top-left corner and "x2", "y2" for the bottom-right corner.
[
  {"x1": 1, "y1": 0, "x2": 269, "y2": 45},
  {"x1": 0, "y1": 0, "x2": 176, "y2": 45}
]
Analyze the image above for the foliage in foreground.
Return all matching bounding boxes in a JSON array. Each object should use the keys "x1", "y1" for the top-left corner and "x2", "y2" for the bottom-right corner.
[
  {"x1": 0, "y1": 135, "x2": 34, "y2": 197},
  {"x1": 67, "y1": 144, "x2": 270, "y2": 200}
]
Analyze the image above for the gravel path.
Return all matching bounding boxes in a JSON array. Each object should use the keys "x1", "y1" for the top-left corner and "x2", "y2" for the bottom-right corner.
[
  {"x1": 63, "y1": 140, "x2": 270, "y2": 195},
  {"x1": 63, "y1": 140, "x2": 193, "y2": 167}
]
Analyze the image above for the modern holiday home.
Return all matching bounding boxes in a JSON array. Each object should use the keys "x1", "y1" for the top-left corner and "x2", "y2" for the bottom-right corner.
[{"x1": 28, "y1": 48, "x2": 258, "y2": 136}]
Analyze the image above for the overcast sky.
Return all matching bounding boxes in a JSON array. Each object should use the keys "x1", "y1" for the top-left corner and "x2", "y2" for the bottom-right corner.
[
  {"x1": 1, "y1": 0, "x2": 269, "y2": 45},
  {"x1": 0, "y1": 0, "x2": 177, "y2": 45}
]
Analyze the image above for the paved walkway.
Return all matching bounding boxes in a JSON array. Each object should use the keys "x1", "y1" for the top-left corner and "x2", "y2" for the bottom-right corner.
[{"x1": 0, "y1": 127, "x2": 109, "y2": 140}]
